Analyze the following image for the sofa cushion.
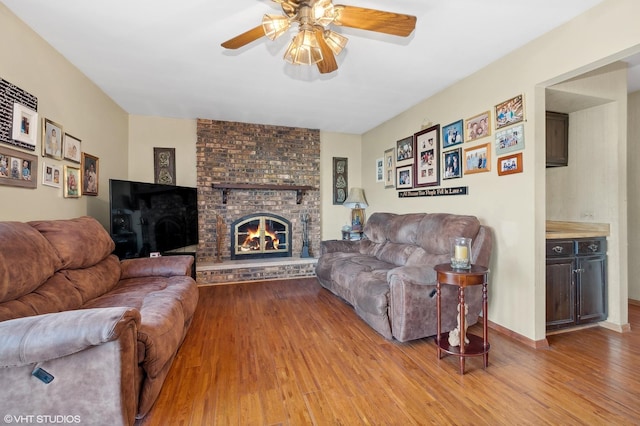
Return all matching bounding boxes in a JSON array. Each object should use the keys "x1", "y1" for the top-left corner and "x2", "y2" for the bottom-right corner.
[
  {"x1": 416, "y1": 213, "x2": 480, "y2": 255},
  {"x1": 29, "y1": 216, "x2": 115, "y2": 270},
  {"x1": 363, "y1": 212, "x2": 398, "y2": 243},
  {"x1": 82, "y1": 275, "x2": 198, "y2": 378},
  {"x1": 377, "y1": 242, "x2": 419, "y2": 266},
  {"x1": 0, "y1": 222, "x2": 61, "y2": 304}
]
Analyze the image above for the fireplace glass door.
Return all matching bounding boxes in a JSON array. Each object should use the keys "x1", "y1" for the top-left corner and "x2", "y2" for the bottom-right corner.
[{"x1": 231, "y1": 214, "x2": 291, "y2": 259}]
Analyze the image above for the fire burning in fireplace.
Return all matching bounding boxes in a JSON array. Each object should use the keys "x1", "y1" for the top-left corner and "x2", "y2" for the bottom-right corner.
[{"x1": 231, "y1": 213, "x2": 291, "y2": 259}]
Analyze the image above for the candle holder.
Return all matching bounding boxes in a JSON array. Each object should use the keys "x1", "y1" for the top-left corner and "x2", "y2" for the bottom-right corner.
[{"x1": 451, "y1": 237, "x2": 472, "y2": 269}]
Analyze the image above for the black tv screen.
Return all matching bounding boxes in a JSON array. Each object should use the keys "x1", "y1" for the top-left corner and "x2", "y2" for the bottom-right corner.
[{"x1": 109, "y1": 179, "x2": 198, "y2": 259}]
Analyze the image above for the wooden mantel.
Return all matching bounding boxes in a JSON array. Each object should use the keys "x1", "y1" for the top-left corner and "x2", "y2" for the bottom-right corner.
[{"x1": 212, "y1": 183, "x2": 315, "y2": 204}]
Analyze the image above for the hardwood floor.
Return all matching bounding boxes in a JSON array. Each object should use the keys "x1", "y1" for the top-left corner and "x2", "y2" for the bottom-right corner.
[{"x1": 139, "y1": 278, "x2": 640, "y2": 425}]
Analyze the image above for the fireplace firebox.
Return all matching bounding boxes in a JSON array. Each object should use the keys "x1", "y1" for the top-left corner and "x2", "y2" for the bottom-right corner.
[{"x1": 231, "y1": 213, "x2": 292, "y2": 259}]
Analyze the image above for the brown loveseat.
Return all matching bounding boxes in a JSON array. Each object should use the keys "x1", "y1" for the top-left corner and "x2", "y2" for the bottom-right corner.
[
  {"x1": 0, "y1": 216, "x2": 198, "y2": 425},
  {"x1": 316, "y1": 212, "x2": 492, "y2": 342}
]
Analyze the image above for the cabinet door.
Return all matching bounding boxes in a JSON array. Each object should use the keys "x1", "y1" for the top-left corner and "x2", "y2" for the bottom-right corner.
[
  {"x1": 577, "y1": 255, "x2": 607, "y2": 324},
  {"x1": 546, "y1": 257, "x2": 576, "y2": 330},
  {"x1": 546, "y1": 111, "x2": 569, "y2": 167}
]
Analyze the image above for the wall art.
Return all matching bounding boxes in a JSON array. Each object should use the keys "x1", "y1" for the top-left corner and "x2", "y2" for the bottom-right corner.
[
  {"x1": 42, "y1": 118, "x2": 63, "y2": 160},
  {"x1": 332, "y1": 156, "x2": 348, "y2": 204},
  {"x1": 0, "y1": 145, "x2": 37, "y2": 188},
  {"x1": 63, "y1": 165, "x2": 81, "y2": 198},
  {"x1": 11, "y1": 103, "x2": 38, "y2": 151},
  {"x1": 464, "y1": 142, "x2": 491, "y2": 174},
  {"x1": 154, "y1": 147, "x2": 175, "y2": 185},
  {"x1": 63, "y1": 133, "x2": 81, "y2": 163},
  {"x1": 465, "y1": 111, "x2": 491, "y2": 142},
  {"x1": 1, "y1": 79, "x2": 38, "y2": 151},
  {"x1": 395, "y1": 135, "x2": 413, "y2": 167},
  {"x1": 376, "y1": 157, "x2": 383, "y2": 183},
  {"x1": 384, "y1": 147, "x2": 395, "y2": 189},
  {"x1": 442, "y1": 119, "x2": 464, "y2": 149},
  {"x1": 443, "y1": 147, "x2": 462, "y2": 180},
  {"x1": 81, "y1": 152, "x2": 99, "y2": 196},
  {"x1": 495, "y1": 123, "x2": 525, "y2": 155},
  {"x1": 396, "y1": 164, "x2": 413, "y2": 189},
  {"x1": 413, "y1": 124, "x2": 440, "y2": 187},
  {"x1": 498, "y1": 152, "x2": 523, "y2": 176},
  {"x1": 42, "y1": 162, "x2": 62, "y2": 188},
  {"x1": 495, "y1": 94, "x2": 524, "y2": 130}
]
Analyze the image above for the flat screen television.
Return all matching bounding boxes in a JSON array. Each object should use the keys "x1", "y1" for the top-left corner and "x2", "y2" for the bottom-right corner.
[{"x1": 109, "y1": 179, "x2": 198, "y2": 259}]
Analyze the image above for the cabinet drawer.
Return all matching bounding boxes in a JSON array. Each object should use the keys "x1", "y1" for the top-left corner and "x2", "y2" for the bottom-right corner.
[
  {"x1": 577, "y1": 238, "x2": 606, "y2": 255},
  {"x1": 546, "y1": 240, "x2": 574, "y2": 257}
]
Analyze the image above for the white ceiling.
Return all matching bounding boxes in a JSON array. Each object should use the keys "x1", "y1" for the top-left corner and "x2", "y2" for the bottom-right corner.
[{"x1": 4, "y1": 0, "x2": 627, "y2": 134}]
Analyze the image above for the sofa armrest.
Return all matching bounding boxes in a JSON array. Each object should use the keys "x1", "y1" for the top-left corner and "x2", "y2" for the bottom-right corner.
[
  {"x1": 120, "y1": 255, "x2": 194, "y2": 279},
  {"x1": 320, "y1": 239, "x2": 361, "y2": 255},
  {"x1": 0, "y1": 307, "x2": 140, "y2": 367},
  {"x1": 387, "y1": 265, "x2": 437, "y2": 286}
]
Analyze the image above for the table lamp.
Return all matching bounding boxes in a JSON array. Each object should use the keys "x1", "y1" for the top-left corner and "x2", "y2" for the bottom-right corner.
[{"x1": 343, "y1": 187, "x2": 368, "y2": 231}]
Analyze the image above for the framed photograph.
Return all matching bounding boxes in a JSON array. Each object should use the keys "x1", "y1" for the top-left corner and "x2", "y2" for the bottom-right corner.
[
  {"x1": 42, "y1": 118, "x2": 64, "y2": 160},
  {"x1": 63, "y1": 165, "x2": 81, "y2": 198},
  {"x1": 376, "y1": 157, "x2": 384, "y2": 183},
  {"x1": 442, "y1": 119, "x2": 464, "y2": 148},
  {"x1": 463, "y1": 142, "x2": 491, "y2": 174},
  {"x1": 413, "y1": 125, "x2": 440, "y2": 187},
  {"x1": 332, "y1": 156, "x2": 348, "y2": 204},
  {"x1": 154, "y1": 147, "x2": 176, "y2": 185},
  {"x1": 495, "y1": 94, "x2": 524, "y2": 130},
  {"x1": 42, "y1": 162, "x2": 62, "y2": 188},
  {"x1": 0, "y1": 146, "x2": 37, "y2": 188},
  {"x1": 443, "y1": 148, "x2": 462, "y2": 180},
  {"x1": 384, "y1": 147, "x2": 395, "y2": 188},
  {"x1": 63, "y1": 133, "x2": 81, "y2": 163},
  {"x1": 498, "y1": 152, "x2": 523, "y2": 176},
  {"x1": 495, "y1": 124, "x2": 525, "y2": 155},
  {"x1": 11, "y1": 103, "x2": 38, "y2": 151},
  {"x1": 396, "y1": 164, "x2": 413, "y2": 189},
  {"x1": 396, "y1": 135, "x2": 413, "y2": 167},
  {"x1": 465, "y1": 111, "x2": 491, "y2": 142},
  {"x1": 81, "y1": 152, "x2": 99, "y2": 196}
]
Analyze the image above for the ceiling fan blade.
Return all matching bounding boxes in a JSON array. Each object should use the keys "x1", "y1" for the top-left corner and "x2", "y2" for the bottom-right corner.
[
  {"x1": 221, "y1": 25, "x2": 266, "y2": 49},
  {"x1": 315, "y1": 30, "x2": 338, "y2": 74},
  {"x1": 334, "y1": 5, "x2": 416, "y2": 37}
]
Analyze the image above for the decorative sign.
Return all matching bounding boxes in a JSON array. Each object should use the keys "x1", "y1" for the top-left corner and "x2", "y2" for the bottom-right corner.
[
  {"x1": 1, "y1": 78, "x2": 38, "y2": 151},
  {"x1": 398, "y1": 186, "x2": 468, "y2": 198}
]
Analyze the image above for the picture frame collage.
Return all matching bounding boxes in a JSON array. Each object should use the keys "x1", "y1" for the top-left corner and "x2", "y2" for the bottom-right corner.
[
  {"x1": 1, "y1": 93, "x2": 99, "y2": 197},
  {"x1": 380, "y1": 93, "x2": 526, "y2": 193}
]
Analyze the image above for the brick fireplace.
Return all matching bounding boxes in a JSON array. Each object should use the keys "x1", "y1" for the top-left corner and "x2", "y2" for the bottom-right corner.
[{"x1": 195, "y1": 119, "x2": 320, "y2": 284}]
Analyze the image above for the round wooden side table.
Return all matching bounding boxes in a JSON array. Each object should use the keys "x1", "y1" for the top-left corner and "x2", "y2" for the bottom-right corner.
[{"x1": 434, "y1": 263, "x2": 489, "y2": 374}]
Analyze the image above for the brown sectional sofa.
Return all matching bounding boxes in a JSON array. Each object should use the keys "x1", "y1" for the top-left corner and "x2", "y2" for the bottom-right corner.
[
  {"x1": 0, "y1": 216, "x2": 198, "y2": 425},
  {"x1": 316, "y1": 212, "x2": 492, "y2": 342}
]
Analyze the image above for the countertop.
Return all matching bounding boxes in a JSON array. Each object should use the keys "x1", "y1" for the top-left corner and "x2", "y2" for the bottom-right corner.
[{"x1": 546, "y1": 221, "x2": 610, "y2": 239}]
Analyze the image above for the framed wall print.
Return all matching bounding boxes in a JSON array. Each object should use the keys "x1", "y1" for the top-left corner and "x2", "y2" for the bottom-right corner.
[
  {"x1": 463, "y1": 143, "x2": 491, "y2": 174},
  {"x1": 413, "y1": 125, "x2": 440, "y2": 187},
  {"x1": 498, "y1": 152, "x2": 523, "y2": 176},
  {"x1": 154, "y1": 147, "x2": 176, "y2": 185},
  {"x1": 11, "y1": 103, "x2": 38, "y2": 151},
  {"x1": 42, "y1": 162, "x2": 62, "y2": 188},
  {"x1": 395, "y1": 136, "x2": 413, "y2": 167},
  {"x1": 42, "y1": 118, "x2": 64, "y2": 160},
  {"x1": 442, "y1": 119, "x2": 464, "y2": 148},
  {"x1": 384, "y1": 147, "x2": 395, "y2": 188},
  {"x1": 376, "y1": 157, "x2": 384, "y2": 183},
  {"x1": 443, "y1": 148, "x2": 462, "y2": 180},
  {"x1": 0, "y1": 145, "x2": 37, "y2": 188},
  {"x1": 81, "y1": 152, "x2": 99, "y2": 196},
  {"x1": 332, "y1": 156, "x2": 348, "y2": 204},
  {"x1": 63, "y1": 165, "x2": 81, "y2": 198},
  {"x1": 63, "y1": 133, "x2": 81, "y2": 163},
  {"x1": 396, "y1": 164, "x2": 413, "y2": 189},
  {"x1": 465, "y1": 111, "x2": 491, "y2": 142},
  {"x1": 495, "y1": 94, "x2": 524, "y2": 130},
  {"x1": 495, "y1": 124, "x2": 525, "y2": 155}
]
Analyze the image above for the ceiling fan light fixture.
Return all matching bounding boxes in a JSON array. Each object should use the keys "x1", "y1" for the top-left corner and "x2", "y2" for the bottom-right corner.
[
  {"x1": 323, "y1": 30, "x2": 348, "y2": 56},
  {"x1": 262, "y1": 14, "x2": 290, "y2": 40},
  {"x1": 312, "y1": 0, "x2": 336, "y2": 26},
  {"x1": 283, "y1": 29, "x2": 323, "y2": 65}
]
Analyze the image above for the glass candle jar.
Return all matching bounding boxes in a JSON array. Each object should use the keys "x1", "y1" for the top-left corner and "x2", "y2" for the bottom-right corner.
[{"x1": 451, "y1": 237, "x2": 472, "y2": 269}]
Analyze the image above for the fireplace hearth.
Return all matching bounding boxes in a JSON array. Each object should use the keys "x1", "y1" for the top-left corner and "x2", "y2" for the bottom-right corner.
[{"x1": 231, "y1": 213, "x2": 292, "y2": 260}]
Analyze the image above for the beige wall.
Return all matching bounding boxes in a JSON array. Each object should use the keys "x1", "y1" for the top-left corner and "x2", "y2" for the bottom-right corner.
[
  {"x1": 629, "y1": 90, "x2": 640, "y2": 301},
  {"x1": 0, "y1": 4, "x2": 128, "y2": 227},
  {"x1": 128, "y1": 115, "x2": 197, "y2": 187},
  {"x1": 360, "y1": 0, "x2": 640, "y2": 341},
  {"x1": 320, "y1": 131, "x2": 362, "y2": 241}
]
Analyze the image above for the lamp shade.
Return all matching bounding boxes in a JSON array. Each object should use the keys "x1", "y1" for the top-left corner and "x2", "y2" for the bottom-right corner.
[{"x1": 343, "y1": 187, "x2": 368, "y2": 208}]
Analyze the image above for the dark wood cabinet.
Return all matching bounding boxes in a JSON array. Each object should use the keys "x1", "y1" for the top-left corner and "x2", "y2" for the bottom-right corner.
[
  {"x1": 546, "y1": 237, "x2": 607, "y2": 331},
  {"x1": 546, "y1": 111, "x2": 569, "y2": 167}
]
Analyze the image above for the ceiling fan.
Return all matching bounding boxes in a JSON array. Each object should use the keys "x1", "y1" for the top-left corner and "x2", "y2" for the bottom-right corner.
[{"x1": 221, "y1": 0, "x2": 417, "y2": 74}]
